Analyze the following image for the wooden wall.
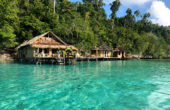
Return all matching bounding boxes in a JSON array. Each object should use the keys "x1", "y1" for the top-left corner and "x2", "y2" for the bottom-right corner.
[
  {"x1": 18, "y1": 49, "x2": 22, "y2": 58},
  {"x1": 25, "y1": 46, "x2": 34, "y2": 58},
  {"x1": 98, "y1": 50, "x2": 112, "y2": 58},
  {"x1": 108, "y1": 51, "x2": 111, "y2": 57},
  {"x1": 17, "y1": 46, "x2": 34, "y2": 58},
  {"x1": 114, "y1": 51, "x2": 126, "y2": 58},
  {"x1": 98, "y1": 50, "x2": 104, "y2": 57}
]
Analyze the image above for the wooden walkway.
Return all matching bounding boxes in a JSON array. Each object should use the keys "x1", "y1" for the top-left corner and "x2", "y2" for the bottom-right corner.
[{"x1": 15, "y1": 57, "x2": 122, "y2": 65}]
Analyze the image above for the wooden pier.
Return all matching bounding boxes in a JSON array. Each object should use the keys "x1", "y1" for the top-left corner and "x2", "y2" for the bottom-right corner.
[{"x1": 15, "y1": 57, "x2": 122, "y2": 65}]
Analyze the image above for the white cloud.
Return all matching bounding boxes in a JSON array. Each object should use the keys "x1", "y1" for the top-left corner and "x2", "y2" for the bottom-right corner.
[
  {"x1": 147, "y1": 1, "x2": 170, "y2": 26},
  {"x1": 120, "y1": 0, "x2": 155, "y2": 5},
  {"x1": 104, "y1": 0, "x2": 155, "y2": 5}
]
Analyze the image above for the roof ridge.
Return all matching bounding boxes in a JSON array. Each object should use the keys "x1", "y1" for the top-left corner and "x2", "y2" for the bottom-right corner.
[{"x1": 15, "y1": 31, "x2": 66, "y2": 50}]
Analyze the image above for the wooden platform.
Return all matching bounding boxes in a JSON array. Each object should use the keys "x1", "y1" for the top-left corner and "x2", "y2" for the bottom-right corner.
[
  {"x1": 33, "y1": 57, "x2": 121, "y2": 60},
  {"x1": 15, "y1": 57, "x2": 123, "y2": 65}
]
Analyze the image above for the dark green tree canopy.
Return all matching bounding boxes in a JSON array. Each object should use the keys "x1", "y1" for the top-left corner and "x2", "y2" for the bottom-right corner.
[{"x1": 0, "y1": 0, "x2": 170, "y2": 58}]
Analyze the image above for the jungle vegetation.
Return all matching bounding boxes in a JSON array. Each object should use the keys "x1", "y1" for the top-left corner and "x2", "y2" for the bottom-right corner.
[{"x1": 1, "y1": 0, "x2": 170, "y2": 58}]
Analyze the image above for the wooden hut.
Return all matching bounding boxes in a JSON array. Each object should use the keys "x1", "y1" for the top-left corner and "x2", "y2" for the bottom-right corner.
[
  {"x1": 91, "y1": 44, "x2": 113, "y2": 58},
  {"x1": 15, "y1": 31, "x2": 78, "y2": 59},
  {"x1": 113, "y1": 46, "x2": 128, "y2": 58}
]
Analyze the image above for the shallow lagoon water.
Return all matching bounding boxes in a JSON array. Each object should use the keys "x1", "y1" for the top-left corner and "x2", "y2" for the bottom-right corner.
[{"x1": 0, "y1": 60, "x2": 170, "y2": 110}]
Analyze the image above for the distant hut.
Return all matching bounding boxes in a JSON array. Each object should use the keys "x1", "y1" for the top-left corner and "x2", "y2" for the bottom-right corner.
[
  {"x1": 15, "y1": 31, "x2": 78, "y2": 59},
  {"x1": 91, "y1": 44, "x2": 113, "y2": 58},
  {"x1": 113, "y1": 46, "x2": 128, "y2": 58}
]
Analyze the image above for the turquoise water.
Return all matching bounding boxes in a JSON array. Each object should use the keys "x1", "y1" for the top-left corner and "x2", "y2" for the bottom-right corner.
[{"x1": 0, "y1": 60, "x2": 170, "y2": 110}]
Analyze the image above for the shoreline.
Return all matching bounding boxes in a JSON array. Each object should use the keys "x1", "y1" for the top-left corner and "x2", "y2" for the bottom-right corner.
[{"x1": 0, "y1": 58, "x2": 14, "y2": 61}]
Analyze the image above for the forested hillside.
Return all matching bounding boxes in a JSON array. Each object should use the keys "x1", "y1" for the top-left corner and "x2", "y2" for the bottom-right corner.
[{"x1": 1, "y1": 0, "x2": 170, "y2": 58}]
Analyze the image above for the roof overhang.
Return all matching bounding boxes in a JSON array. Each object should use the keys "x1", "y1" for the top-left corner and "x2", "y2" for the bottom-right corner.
[{"x1": 31, "y1": 44, "x2": 78, "y2": 51}]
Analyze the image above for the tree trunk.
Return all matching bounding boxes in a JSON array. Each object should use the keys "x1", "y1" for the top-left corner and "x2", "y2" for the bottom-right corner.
[
  {"x1": 77, "y1": 32, "x2": 78, "y2": 44},
  {"x1": 111, "y1": 19, "x2": 114, "y2": 31},
  {"x1": 26, "y1": 0, "x2": 29, "y2": 12},
  {"x1": 53, "y1": 0, "x2": 56, "y2": 13},
  {"x1": 72, "y1": 34, "x2": 73, "y2": 44},
  {"x1": 77, "y1": 32, "x2": 78, "y2": 39},
  {"x1": 124, "y1": 18, "x2": 126, "y2": 27},
  {"x1": 64, "y1": 35, "x2": 66, "y2": 40}
]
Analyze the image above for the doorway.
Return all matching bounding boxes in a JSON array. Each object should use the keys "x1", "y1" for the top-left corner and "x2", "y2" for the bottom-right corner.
[
  {"x1": 103, "y1": 51, "x2": 107, "y2": 58},
  {"x1": 105, "y1": 51, "x2": 107, "y2": 58},
  {"x1": 122, "y1": 51, "x2": 124, "y2": 58},
  {"x1": 44, "y1": 49, "x2": 49, "y2": 54}
]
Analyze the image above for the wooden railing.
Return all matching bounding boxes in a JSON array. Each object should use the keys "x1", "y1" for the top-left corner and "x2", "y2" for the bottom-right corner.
[
  {"x1": 34, "y1": 53, "x2": 63, "y2": 58},
  {"x1": 33, "y1": 53, "x2": 77, "y2": 58},
  {"x1": 34, "y1": 53, "x2": 50, "y2": 58}
]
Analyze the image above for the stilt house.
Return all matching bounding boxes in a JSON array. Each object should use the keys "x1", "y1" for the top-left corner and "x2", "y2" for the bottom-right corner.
[
  {"x1": 113, "y1": 46, "x2": 128, "y2": 58},
  {"x1": 91, "y1": 44, "x2": 113, "y2": 58},
  {"x1": 15, "y1": 31, "x2": 78, "y2": 58}
]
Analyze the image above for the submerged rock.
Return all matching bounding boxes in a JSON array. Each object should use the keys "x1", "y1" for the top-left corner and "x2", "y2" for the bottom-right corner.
[{"x1": 17, "y1": 101, "x2": 25, "y2": 109}]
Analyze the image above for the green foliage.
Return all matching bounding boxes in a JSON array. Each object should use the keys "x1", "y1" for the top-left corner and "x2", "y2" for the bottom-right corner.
[
  {"x1": 134, "y1": 10, "x2": 140, "y2": 21},
  {"x1": 0, "y1": 25, "x2": 18, "y2": 48},
  {"x1": 65, "y1": 48, "x2": 73, "y2": 52},
  {"x1": 62, "y1": 50, "x2": 66, "y2": 58},
  {"x1": 72, "y1": 51, "x2": 75, "y2": 55},
  {"x1": 110, "y1": 0, "x2": 121, "y2": 19},
  {"x1": 0, "y1": 0, "x2": 170, "y2": 58},
  {"x1": 57, "y1": 49, "x2": 62, "y2": 54},
  {"x1": 0, "y1": 0, "x2": 19, "y2": 48}
]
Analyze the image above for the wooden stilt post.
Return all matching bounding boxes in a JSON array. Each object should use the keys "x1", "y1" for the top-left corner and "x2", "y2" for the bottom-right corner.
[
  {"x1": 96, "y1": 58, "x2": 98, "y2": 64},
  {"x1": 37, "y1": 48, "x2": 39, "y2": 54},
  {"x1": 96, "y1": 50, "x2": 97, "y2": 57},
  {"x1": 40, "y1": 58, "x2": 41, "y2": 65},
  {"x1": 52, "y1": 58, "x2": 54, "y2": 64},
  {"x1": 36, "y1": 58, "x2": 39, "y2": 65},
  {"x1": 81, "y1": 59, "x2": 83, "y2": 63}
]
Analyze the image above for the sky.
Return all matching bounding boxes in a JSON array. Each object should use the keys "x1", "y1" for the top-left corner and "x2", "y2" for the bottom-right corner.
[{"x1": 70, "y1": 0, "x2": 170, "y2": 26}]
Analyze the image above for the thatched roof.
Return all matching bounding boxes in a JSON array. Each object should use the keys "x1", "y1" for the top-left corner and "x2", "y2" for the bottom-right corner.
[
  {"x1": 114, "y1": 46, "x2": 128, "y2": 52},
  {"x1": 15, "y1": 31, "x2": 75, "y2": 50},
  {"x1": 92, "y1": 44, "x2": 113, "y2": 51},
  {"x1": 31, "y1": 44, "x2": 78, "y2": 51}
]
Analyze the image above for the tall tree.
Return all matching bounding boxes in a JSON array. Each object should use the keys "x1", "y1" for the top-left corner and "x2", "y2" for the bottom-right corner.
[
  {"x1": 124, "y1": 8, "x2": 135, "y2": 28},
  {"x1": 143, "y1": 13, "x2": 150, "y2": 20},
  {"x1": 110, "y1": 0, "x2": 121, "y2": 31},
  {"x1": 134, "y1": 10, "x2": 140, "y2": 21}
]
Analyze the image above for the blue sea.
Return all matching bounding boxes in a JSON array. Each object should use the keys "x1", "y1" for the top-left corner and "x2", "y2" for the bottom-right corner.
[{"x1": 0, "y1": 60, "x2": 170, "y2": 110}]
